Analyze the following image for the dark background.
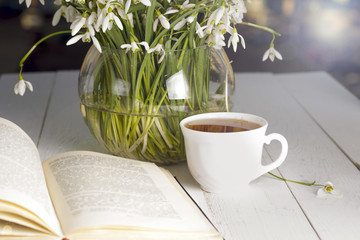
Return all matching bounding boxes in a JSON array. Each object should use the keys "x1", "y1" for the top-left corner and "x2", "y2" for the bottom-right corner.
[{"x1": 1, "y1": 0, "x2": 360, "y2": 98}]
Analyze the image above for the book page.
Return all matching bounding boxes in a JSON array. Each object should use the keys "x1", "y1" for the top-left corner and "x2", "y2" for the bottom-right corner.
[
  {"x1": 42, "y1": 151, "x2": 218, "y2": 236},
  {"x1": 0, "y1": 117, "x2": 62, "y2": 236}
]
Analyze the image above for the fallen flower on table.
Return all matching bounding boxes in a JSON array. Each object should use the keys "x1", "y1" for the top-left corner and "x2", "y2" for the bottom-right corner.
[
  {"x1": 316, "y1": 181, "x2": 343, "y2": 198},
  {"x1": 268, "y1": 172, "x2": 342, "y2": 198},
  {"x1": 14, "y1": 78, "x2": 33, "y2": 96}
]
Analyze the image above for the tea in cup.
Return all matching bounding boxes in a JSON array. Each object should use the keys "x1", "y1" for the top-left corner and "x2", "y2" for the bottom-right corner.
[{"x1": 180, "y1": 112, "x2": 288, "y2": 193}]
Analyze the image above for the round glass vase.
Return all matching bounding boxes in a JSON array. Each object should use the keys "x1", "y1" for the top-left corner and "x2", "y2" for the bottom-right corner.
[{"x1": 79, "y1": 45, "x2": 235, "y2": 164}]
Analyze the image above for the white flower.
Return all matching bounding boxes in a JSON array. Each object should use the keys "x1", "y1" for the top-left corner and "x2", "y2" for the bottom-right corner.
[
  {"x1": 180, "y1": 0, "x2": 195, "y2": 10},
  {"x1": 86, "y1": 12, "x2": 97, "y2": 36},
  {"x1": 195, "y1": 22, "x2": 207, "y2": 38},
  {"x1": 148, "y1": 43, "x2": 166, "y2": 63},
  {"x1": 67, "y1": 31, "x2": 102, "y2": 53},
  {"x1": 19, "y1": 0, "x2": 44, "y2": 8},
  {"x1": 174, "y1": 18, "x2": 187, "y2": 30},
  {"x1": 207, "y1": 6, "x2": 225, "y2": 26},
  {"x1": 153, "y1": 13, "x2": 170, "y2": 32},
  {"x1": 70, "y1": 14, "x2": 87, "y2": 36},
  {"x1": 174, "y1": 13, "x2": 196, "y2": 30},
  {"x1": 316, "y1": 181, "x2": 343, "y2": 198},
  {"x1": 262, "y1": 47, "x2": 283, "y2": 62},
  {"x1": 134, "y1": 0, "x2": 151, "y2": 7},
  {"x1": 125, "y1": 0, "x2": 131, "y2": 14},
  {"x1": 52, "y1": 5, "x2": 68, "y2": 26},
  {"x1": 101, "y1": 6, "x2": 124, "y2": 32},
  {"x1": 206, "y1": 23, "x2": 227, "y2": 49},
  {"x1": 228, "y1": 27, "x2": 245, "y2": 52},
  {"x1": 228, "y1": 1, "x2": 247, "y2": 23},
  {"x1": 14, "y1": 79, "x2": 33, "y2": 96},
  {"x1": 121, "y1": 41, "x2": 149, "y2": 53}
]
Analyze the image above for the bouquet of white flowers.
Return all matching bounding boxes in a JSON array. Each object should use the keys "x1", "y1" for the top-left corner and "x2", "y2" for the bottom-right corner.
[
  {"x1": 15, "y1": 0, "x2": 282, "y2": 164},
  {"x1": 15, "y1": 0, "x2": 281, "y2": 95}
]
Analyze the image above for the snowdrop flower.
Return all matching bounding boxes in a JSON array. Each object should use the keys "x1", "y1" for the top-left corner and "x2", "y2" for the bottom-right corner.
[
  {"x1": 228, "y1": 0, "x2": 247, "y2": 23},
  {"x1": 205, "y1": 6, "x2": 226, "y2": 35},
  {"x1": 148, "y1": 43, "x2": 166, "y2": 63},
  {"x1": 195, "y1": 22, "x2": 207, "y2": 38},
  {"x1": 174, "y1": 18, "x2": 187, "y2": 30},
  {"x1": 70, "y1": 14, "x2": 87, "y2": 36},
  {"x1": 52, "y1": 4, "x2": 68, "y2": 26},
  {"x1": 125, "y1": 0, "x2": 132, "y2": 14},
  {"x1": 86, "y1": 12, "x2": 97, "y2": 36},
  {"x1": 14, "y1": 79, "x2": 33, "y2": 96},
  {"x1": 206, "y1": 28, "x2": 226, "y2": 49},
  {"x1": 134, "y1": 0, "x2": 151, "y2": 7},
  {"x1": 174, "y1": 13, "x2": 196, "y2": 30},
  {"x1": 180, "y1": 0, "x2": 195, "y2": 10},
  {"x1": 19, "y1": 0, "x2": 44, "y2": 8},
  {"x1": 67, "y1": 31, "x2": 102, "y2": 53},
  {"x1": 207, "y1": 6, "x2": 226, "y2": 26},
  {"x1": 153, "y1": 11, "x2": 170, "y2": 32},
  {"x1": 262, "y1": 46, "x2": 283, "y2": 62},
  {"x1": 316, "y1": 181, "x2": 343, "y2": 198},
  {"x1": 102, "y1": 6, "x2": 124, "y2": 32},
  {"x1": 121, "y1": 41, "x2": 149, "y2": 53},
  {"x1": 228, "y1": 27, "x2": 245, "y2": 52}
]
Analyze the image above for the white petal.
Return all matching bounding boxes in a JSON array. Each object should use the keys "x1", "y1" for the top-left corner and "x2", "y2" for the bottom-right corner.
[
  {"x1": 87, "y1": 12, "x2": 96, "y2": 25},
  {"x1": 52, "y1": 8, "x2": 62, "y2": 26},
  {"x1": 164, "y1": 9, "x2": 179, "y2": 15},
  {"x1": 274, "y1": 49, "x2": 283, "y2": 60},
  {"x1": 158, "y1": 52, "x2": 165, "y2": 63},
  {"x1": 39, "y1": 0, "x2": 45, "y2": 5},
  {"x1": 88, "y1": 25, "x2": 95, "y2": 36},
  {"x1": 147, "y1": 47, "x2": 156, "y2": 53},
  {"x1": 196, "y1": 22, "x2": 206, "y2": 38},
  {"x1": 117, "y1": 9, "x2": 127, "y2": 20},
  {"x1": 159, "y1": 15, "x2": 170, "y2": 29},
  {"x1": 71, "y1": 17, "x2": 86, "y2": 36},
  {"x1": 174, "y1": 18, "x2": 186, "y2": 30},
  {"x1": 121, "y1": 44, "x2": 131, "y2": 49},
  {"x1": 187, "y1": 15, "x2": 195, "y2": 23},
  {"x1": 14, "y1": 80, "x2": 26, "y2": 96},
  {"x1": 139, "y1": 41, "x2": 149, "y2": 51},
  {"x1": 262, "y1": 49, "x2": 270, "y2": 61},
  {"x1": 66, "y1": 35, "x2": 83, "y2": 45},
  {"x1": 91, "y1": 36, "x2": 102, "y2": 53},
  {"x1": 139, "y1": 0, "x2": 151, "y2": 6},
  {"x1": 102, "y1": 15, "x2": 110, "y2": 32},
  {"x1": 153, "y1": 18, "x2": 159, "y2": 32},
  {"x1": 24, "y1": 81, "x2": 33, "y2": 92},
  {"x1": 214, "y1": 7, "x2": 225, "y2": 25},
  {"x1": 26, "y1": 0, "x2": 32, "y2": 8},
  {"x1": 239, "y1": 34, "x2": 246, "y2": 49},
  {"x1": 131, "y1": 42, "x2": 139, "y2": 52},
  {"x1": 127, "y1": 13, "x2": 134, "y2": 27},
  {"x1": 125, "y1": 0, "x2": 131, "y2": 14},
  {"x1": 269, "y1": 52, "x2": 275, "y2": 62},
  {"x1": 113, "y1": 15, "x2": 124, "y2": 30}
]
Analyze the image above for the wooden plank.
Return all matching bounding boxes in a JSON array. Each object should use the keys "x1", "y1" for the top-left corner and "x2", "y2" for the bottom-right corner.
[
  {"x1": 167, "y1": 73, "x2": 319, "y2": 240},
  {"x1": 236, "y1": 72, "x2": 360, "y2": 240},
  {"x1": 37, "y1": 70, "x2": 107, "y2": 161},
  {"x1": 0, "y1": 72, "x2": 54, "y2": 144},
  {"x1": 278, "y1": 72, "x2": 360, "y2": 169}
]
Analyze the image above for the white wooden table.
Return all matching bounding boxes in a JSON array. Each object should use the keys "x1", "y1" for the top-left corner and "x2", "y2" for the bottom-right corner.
[{"x1": 1, "y1": 71, "x2": 360, "y2": 240}]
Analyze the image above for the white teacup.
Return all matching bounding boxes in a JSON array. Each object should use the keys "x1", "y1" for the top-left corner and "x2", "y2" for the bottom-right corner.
[{"x1": 180, "y1": 112, "x2": 288, "y2": 193}]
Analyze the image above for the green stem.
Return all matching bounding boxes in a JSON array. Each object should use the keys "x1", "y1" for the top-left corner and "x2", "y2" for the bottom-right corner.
[
  {"x1": 19, "y1": 30, "x2": 72, "y2": 76},
  {"x1": 268, "y1": 172, "x2": 324, "y2": 187},
  {"x1": 240, "y1": 22, "x2": 281, "y2": 37}
]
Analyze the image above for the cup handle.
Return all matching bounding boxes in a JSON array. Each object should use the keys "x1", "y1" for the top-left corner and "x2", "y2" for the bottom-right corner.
[{"x1": 261, "y1": 133, "x2": 288, "y2": 174}]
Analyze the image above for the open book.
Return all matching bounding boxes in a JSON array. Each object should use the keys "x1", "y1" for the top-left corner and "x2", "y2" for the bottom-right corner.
[{"x1": 0, "y1": 117, "x2": 222, "y2": 240}]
